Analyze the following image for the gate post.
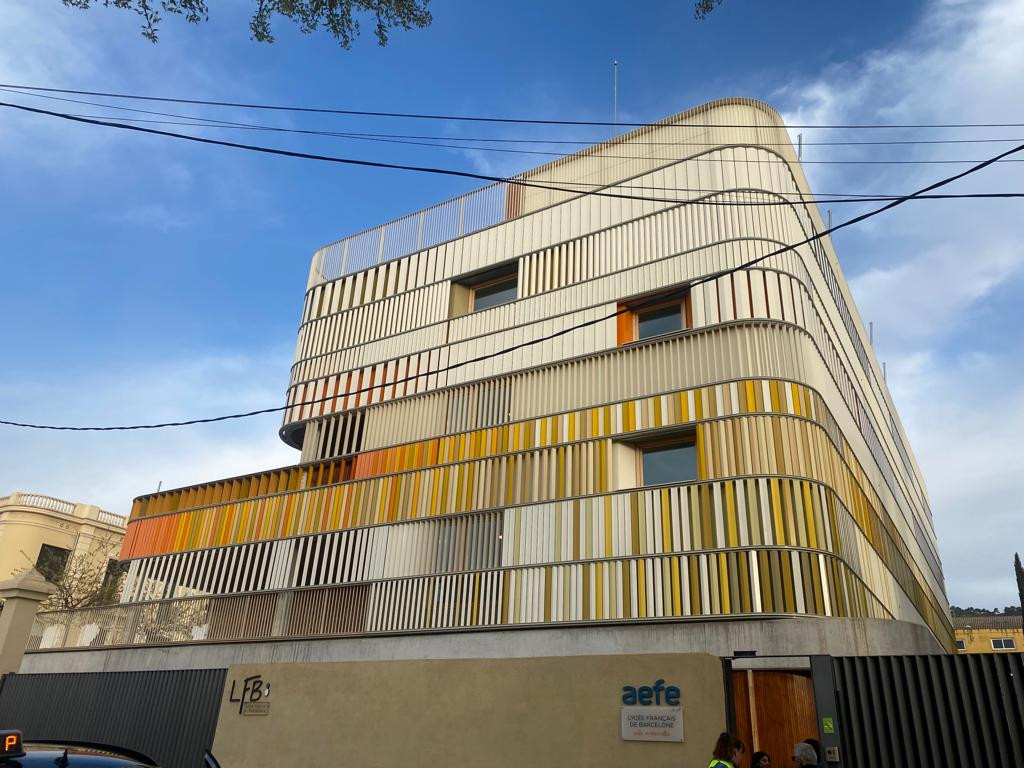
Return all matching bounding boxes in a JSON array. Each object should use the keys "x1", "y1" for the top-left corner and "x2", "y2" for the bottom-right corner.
[
  {"x1": 0, "y1": 568, "x2": 57, "y2": 673},
  {"x1": 810, "y1": 655, "x2": 843, "y2": 766}
]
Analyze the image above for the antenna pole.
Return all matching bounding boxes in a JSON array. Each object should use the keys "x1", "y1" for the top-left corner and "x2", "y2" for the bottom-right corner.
[{"x1": 613, "y1": 60, "x2": 619, "y2": 130}]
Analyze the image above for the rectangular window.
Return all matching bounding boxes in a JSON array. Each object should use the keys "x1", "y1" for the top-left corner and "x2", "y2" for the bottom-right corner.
[
  {"x1": 992, "y1": 637, "x2": 1016, "y2": 650},
  {"x1": 472, "y1": 274, "x2": 518, "y2": 312},
  {"x1": 36, "y1": 544, "x2": 71, "y2": 580},
  {"x1": 450, "y1": 262, "x2": 519, "y2": 317},
  {"x1": 641, "y1": 440, "x2": 697, "y2": 487},
  {"x1": 955, "y1": 639, "x2": 966, "y2": 651},
  {"x1": 637, "y1": 304, "x2": 682, "y2": 340},
  {"x1": 617, "y1": 288, "x2": 691, "y2": 345}
]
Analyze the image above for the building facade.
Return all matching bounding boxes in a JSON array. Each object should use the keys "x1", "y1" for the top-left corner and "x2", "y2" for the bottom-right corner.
[
  {"x1": 0, "y1": 491, "x2": 125, "y2": 587},
  {"x1": 34, "y1": 98, "x2": 951, "y2": 656},
  {"x1": 953, "y1": 615, "x2": 1022, "y2": 653}
]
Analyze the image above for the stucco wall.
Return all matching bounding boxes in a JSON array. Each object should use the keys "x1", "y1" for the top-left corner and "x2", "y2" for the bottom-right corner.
[{"x1": 211, "y1": 653, "x2": 725, "y2": 768}]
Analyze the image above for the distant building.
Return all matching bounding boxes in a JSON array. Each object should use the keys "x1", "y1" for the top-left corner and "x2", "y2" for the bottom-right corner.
[
  {"x1": 953, "y1": 615, "x2": 1022, "y2": 653},
  {"x1": 0, "y1": 491, "x2": 125, "y2": 586}
]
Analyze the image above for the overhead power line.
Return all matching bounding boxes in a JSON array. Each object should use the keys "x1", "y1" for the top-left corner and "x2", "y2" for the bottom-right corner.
[
  {"x1": 4, "y1": 101, "x2": 1024, "y2": 210},
  {"x1": 8, "y1": 89, "x2": 1024, "y2": 169},
  {"x1": 6, "y1": 85, "x2": 1024, "y2": 151},
  {"x1": 3, "y1": 136, "x2": 1022, "y2": 433},
  {"x1": 3, "y1": 83, "x2": 1024, "y2": 129},
  {"x1": 56, "y1": 112, "x2": 1024, "y2": 167}
]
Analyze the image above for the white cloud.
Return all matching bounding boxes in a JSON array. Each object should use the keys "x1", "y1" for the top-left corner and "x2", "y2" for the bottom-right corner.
[
  {"x1": 849, "y1": 237, "x2": 1023, "y2": 345},
  {"x1": 889, "y1": 350, "x2": 1024, "y2": 608},
  {"x1": 0, "y1": 2, "x2": 299, "y2": 517},
  {"x1": 777, "y1": 0, "x2": 1024, "y2": 608},
  {"x1": 0, "y1": 350, "x2": 299, "y2": 516}
]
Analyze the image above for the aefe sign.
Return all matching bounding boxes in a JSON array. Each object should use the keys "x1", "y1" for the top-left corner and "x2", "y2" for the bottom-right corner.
[
  {"x1": 621, "y1": 679, "x2": 681, "y2": 706},
  {"x1": 620, "y1": 680, "x2": 684, "y2": 743}
]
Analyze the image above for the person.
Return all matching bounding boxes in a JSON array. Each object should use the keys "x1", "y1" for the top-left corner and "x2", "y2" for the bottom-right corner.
[
  {"x1": 791, "y1": 742, "x2": 817, "y2": 766},
  {"x1": 802, "y1": 738, "x2": 824, "y2": 768},
  {"x1": 751, "y1": 751, "x2": 770, "y2": 767},
  {"x1": 708, "y1": 732, "x2": 745, "y2": 767}
]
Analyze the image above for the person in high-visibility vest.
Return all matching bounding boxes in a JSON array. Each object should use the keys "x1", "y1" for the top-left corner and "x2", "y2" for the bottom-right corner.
[{"x1": 708, "y1": 732, "x2": 745, "y2": 768}]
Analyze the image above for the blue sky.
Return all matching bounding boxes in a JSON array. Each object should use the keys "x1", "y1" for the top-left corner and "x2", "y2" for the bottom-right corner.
[{"x1": 2, "y1": 0, "x2": 1022, "y2": 609}]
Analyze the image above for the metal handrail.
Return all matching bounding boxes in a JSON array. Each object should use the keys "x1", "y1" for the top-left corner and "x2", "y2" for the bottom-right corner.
[{"x1": 308, "y1": 181, "x2": 510, "y2": 287}]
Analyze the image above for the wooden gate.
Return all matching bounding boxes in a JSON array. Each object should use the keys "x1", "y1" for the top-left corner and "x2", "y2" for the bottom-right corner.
[{"x1": 732, "y1": 669, "x2": 819, "y2": 764}]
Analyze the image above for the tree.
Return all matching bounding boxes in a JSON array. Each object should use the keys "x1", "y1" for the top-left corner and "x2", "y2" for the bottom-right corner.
[
  {"x1": 1016, "y1": 553, "x2": 1024, "y2": 626},
  {"x1": 949, "y1": 605, "x2": 1000, "y2": 617},
  {"x1": 694, "y1": 0, "x2": 726, "y2": 19},
  {"x1": 13, "y1": 536, "x2": 124, "y2": 611},
  {"x1": 60, "y1": 0, "x2": 432, "y2": 47}
]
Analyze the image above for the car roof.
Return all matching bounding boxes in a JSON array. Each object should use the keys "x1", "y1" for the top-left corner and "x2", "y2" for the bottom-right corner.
[{"x1": 0, "y1": 744, "x2": 158, "y2": 767}]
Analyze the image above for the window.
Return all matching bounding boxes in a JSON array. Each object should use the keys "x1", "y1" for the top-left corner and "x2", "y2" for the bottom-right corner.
[
  {"x1": 992, "y1": 637, "x2": 1017, "y2": 650},
  {"x1": 637, "y1": 304, "x2": 682, "y2": 340},
  {"x1": 955, "y1": 639, "x2": 966, "y2": 651},
  {"x1": 472, "y1": 274, "x2": 518, "y2": 312},
  {"x1": 450, "y1": 262, "x2": 518, "y2": 317},
  {"x1": 640, "y1": 440, "x2": 697, "y2": 487},
  {"x1": 36, "y1": 544, "x2": 71, "y2": 580},
  {"x1": 102, "y1": 559, "x2": 121, "y2": 588},
  {"x1": 617, "y1": 288, "x2": 691, "y2": 344}
]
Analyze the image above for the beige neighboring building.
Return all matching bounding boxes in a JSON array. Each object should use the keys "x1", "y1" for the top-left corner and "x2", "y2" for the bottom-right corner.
[
  {"x1": 0, "y1": 491, "x2": 126, "y2": 587},
  {"x1": 953, "y1": 615, "x2": 1023, "y2": 653}
]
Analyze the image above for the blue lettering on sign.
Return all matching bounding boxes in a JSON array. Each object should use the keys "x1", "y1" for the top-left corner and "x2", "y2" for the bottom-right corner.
[{"x1": 621, "y1": 679, "x2": 681, "y2": 706}]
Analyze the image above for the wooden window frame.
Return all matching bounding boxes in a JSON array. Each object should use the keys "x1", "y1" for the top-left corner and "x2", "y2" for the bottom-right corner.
[{"x1": 617, "y1": 288, "x2": 692, "y2": 345}]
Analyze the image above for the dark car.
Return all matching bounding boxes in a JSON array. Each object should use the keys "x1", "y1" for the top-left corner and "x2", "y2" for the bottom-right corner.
[{"x1": 0, "y1": 731, "x2": 158, "y2": 768}]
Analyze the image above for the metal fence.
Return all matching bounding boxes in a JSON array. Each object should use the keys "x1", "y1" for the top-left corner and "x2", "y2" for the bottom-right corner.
[
  {"x1": 28, "y1": 584, "x2": 372, "y2": 651},
  {"x1": 0, "y1": 668, "x2": 226, "y2": 768},
  {"x1": 816, "y1": 653, "x2": 1024, "y2": 766}
]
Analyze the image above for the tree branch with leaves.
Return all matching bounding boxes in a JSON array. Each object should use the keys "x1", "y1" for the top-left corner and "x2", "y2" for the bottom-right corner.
[{"x1": 60, "y1": 0, "x2": 432, "y2": 47}]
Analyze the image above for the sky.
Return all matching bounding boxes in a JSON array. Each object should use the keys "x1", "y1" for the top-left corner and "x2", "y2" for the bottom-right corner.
[{"x1": 1, "y1": 0, "x2": 1022, "y2": 610}]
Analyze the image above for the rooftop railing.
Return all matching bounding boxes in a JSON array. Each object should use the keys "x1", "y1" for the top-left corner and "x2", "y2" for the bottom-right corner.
[
  {"x1": 0, "y1": 491, "x2": 126, "y2": 527},
  {"x1": 8, "y1": 492, "x2": 76, "y2": 516},
  {"x1": 304, "y1": 97, "x2": 795, "y2": 289},
  {"x1": 308, "y1": 181, "x2": 511, "y2": 287}
]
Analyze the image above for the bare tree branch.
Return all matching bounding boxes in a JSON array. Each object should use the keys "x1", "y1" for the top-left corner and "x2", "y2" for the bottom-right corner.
[{"x1": 13, "y1": 535, "x2": 123, "y2": 611}]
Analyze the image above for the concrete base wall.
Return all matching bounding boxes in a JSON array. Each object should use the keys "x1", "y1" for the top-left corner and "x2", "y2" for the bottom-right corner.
[
  {"x1": 20, "y1": 616, "x2": 944, "y2": 674},
  {"x1": 212, "y1": 654, "x2": 726, "y2": 768}
]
